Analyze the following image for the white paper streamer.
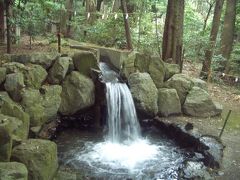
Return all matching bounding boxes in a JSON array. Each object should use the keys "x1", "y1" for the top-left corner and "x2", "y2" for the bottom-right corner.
[
  {"x1": 102, "y1": 14, "x2": 105, "y2": 19},
  {"x1": 115, "y1": 13, "x2": 118, "y2": 19},
  {"x1": 87, "y1": 12, "x2": 90, "y2": 19},
  {"x1": 235, "y1": 77, "x2": 239, "y2": 82},
  {"x1": 125, "y1": 13, "x2": 129, "y2": 20}
]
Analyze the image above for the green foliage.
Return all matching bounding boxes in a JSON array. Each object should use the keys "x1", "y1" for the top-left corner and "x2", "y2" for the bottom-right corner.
[{"x1": 230, "y1": 43, "x2": 240, "y2": 75}]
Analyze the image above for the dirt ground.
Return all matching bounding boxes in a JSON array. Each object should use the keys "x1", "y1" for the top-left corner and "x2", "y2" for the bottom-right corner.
[
  {"x1": 181, "y1": 60, "x2": 240, "y2": 180},
  {"x1": 0, "y1": 38, "x2": 239, "y2": 179}
]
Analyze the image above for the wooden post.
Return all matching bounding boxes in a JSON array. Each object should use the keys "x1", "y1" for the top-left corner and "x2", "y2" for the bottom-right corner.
[
  {"x1": 219, "y1": 110, "x2": 232, "y2": 138},
  {"x1": 57, "y1": 32, "x2": 61, "y2": 53}
]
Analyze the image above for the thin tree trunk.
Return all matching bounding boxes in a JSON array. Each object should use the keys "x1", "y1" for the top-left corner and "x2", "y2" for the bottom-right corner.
[
  {"x1": 5, "y1": 0, "x2": 11, "y2": 53},
  {"x1": 137, "y1": 0, "x2": 144, "y2": 50},
  {"x1": 203, "y1": 2, "x2": 214, "y2": 32},
  {"x1": 121, "y1": 0, "x2": 133, "y2": 50},
  {"x1": 112, "y1": 0, "x2": 120, "y2": 12},
  {"x1": 200, "y1": 0, "x2": 224, "y2": 79},
  {"x1": 220, "y1": 0, "x2": 236, "y2": 73},
  {"x1": 0, "y1": 1, "x2": 4, "y2": 44}
]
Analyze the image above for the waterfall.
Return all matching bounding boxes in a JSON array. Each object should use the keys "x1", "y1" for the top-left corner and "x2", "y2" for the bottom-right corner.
[
  {"x1": 100, "y1": 62, "x2": 140, "y2": 143},
  {"x1": 106, "y1": 83, "x2": 140, "y2": 142}
]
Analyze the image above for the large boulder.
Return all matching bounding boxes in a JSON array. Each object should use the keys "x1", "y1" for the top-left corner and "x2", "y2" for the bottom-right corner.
[
  {"x1": 24, "y1": 64, "x2": 48, "y2": 89},
  {"x1": 4, "y1": 72, "x2": 25, "y2": 102},
  {"x1": 29, "y1": 52, "x2": 60, "y2": 69},
  {"x1": 41, "y1": 85, "x2": 62, "y2": 121},
  {"x1": 0, "y1": 92, "x2": 30, "y2": 140},
  {"x1": 48, "y1": 57, "x2": 70, "y2": 84},
  {"x1": 148, "y1": 57, "x2": 165, "y2": 88},
  {"x1": 164, "y1": 63, "x2": 180, "y2": 80},
  {"x1": 0, "y1": 67, "x2": 6, "y2": 85},
  {"x1": 158, "y1": 88, "x2": 181, "y2": 117},
  {"x1": 0, "y1": 162, "x2": 28, "y2": 180},
  {"x1": 73, "y1": 51, "x2": 98, "y2": 77},
  {"x1": 165, "y1": 74, "x2": 193, "y2": 104},
  {"x1": 20, "y1": 89, "x2": 45, "y2": 127},
  {"x1": 2, "y1": 62, "x2": 27, "y2": 74},
  {"x1": 0, "y1": 114, "x2": 22, "y2": 161},
  {"x1": 191, "y1": 78, "x2": 208, "y2": 91},
  {"x1": 0, "y1": 125, "x2": 12, "y2": 162},
  {"x1": 8, "y1": 52, "x2": 60, "y2": 69},
  {"x1": 128, "y1": 72, "x2": 158, "y2": 117},
  {"x1": 183, "y1": 87, "x2": 222, "y2": 117},
  {"x1": 59, "y1": 71, "x2": 95, "y2": 115},
  {"x1": 134, "y1": 52, "x2": 151, "y2": 72},
  {"x1": 11, "y1": 139, "x2": 58, "y2": 180}
]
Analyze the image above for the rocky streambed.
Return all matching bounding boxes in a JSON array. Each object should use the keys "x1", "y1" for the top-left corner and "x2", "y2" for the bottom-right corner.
[{"x1": 0, "y1": 47, "x2": 224, "y2": 179}]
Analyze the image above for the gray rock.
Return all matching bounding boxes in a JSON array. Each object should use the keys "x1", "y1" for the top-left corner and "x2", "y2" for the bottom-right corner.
[
  {"x1": 0, "y1": 92, "x2": 30, "y2": 141},
  {"x1": 3, "y1": 62, "x2": 27, "y2": 74},
  {"x1": 23, "y1": 64, "x2": 48, "y2": 89},
  {"x1": 158, "y1": 88, "x2": 181, "y2": 117},
  {"x1": 183, "y1": 87, "x2": 222, "y2": 117},
  {"x1": 41, "y1": 85, "x2": 62, "y2": 121},
  {"x1": 48, "y1": 57, "x2": 70, "y2": 84},
  {"x1": 191, "y1": 78, "x2": 208, "y2": 91},
  {"x1": 164, "y1": 63, "x2": 180, "y2": 80},
  {"x1": 0, "y1": 126, "x2": 12, "y2": 162},
  {"x1": 4, "y1": 72, "x2": 25, "y2": 102},
  {"x1": 148, "y1": 57, "x2": 165, "y2": 88},
  {"x1": 128, "y1": 72, "x2": 158, "y2": 117},
  {"x1": 134, "y1": 52, "x2": 151, "y2": 72},
  {"x1": 165, "y1": 74, "x2": 193, "y2": 104},
  {"x1": 29, "y1": 52, "x2": 60, "y2": 69},
  {"x1": 0, "y1": 162, "x2": 28, "y2": 180},
  {"x1": 0, "y1": 67, "x2": 6, "y2": 85},
  {"x1": 182, "y1": 161, "x2": 212, "y2": 179},
  {"x1": 11, "y1": 139, "x2": 58, "y2": 180},
  {"x1": 20, "y1": 89, "x2": 45, "y2": 127},
  {"x1": 0, "y1": 114, "x2": 22, "y2": 161},
  {"x1": 59, "y1": 71, "x2": 95, "y2": 115},
  {"x1": 73, "y1": 51, "x2": 98, "y2": 77}
]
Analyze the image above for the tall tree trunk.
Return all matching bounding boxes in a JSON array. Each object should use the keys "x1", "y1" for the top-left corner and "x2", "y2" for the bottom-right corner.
[
  {"x1": 220, "y1": 0, "x2": 236, "y2": 73},
  {"x1": 86, "y1": 0, "x2": 96, "y2": 24},
  {"x1": 5, "y1": 0, "x2": 11, "y2": 53},
  {"x1": 112, "y1": 0, "x2": 121, "y2": 12},
  {"x1": 0, "y1": 1, "x2": 4, "y2": 44},
  {"x1": 162, "y1": 0, "x2": 184, "y2": 65},
  {"x1": 121, "y1": 0, "x2": 133, "y2": 50},
  {"x1": 200, "y1": 0, "x2": 224, "y2": 79}
]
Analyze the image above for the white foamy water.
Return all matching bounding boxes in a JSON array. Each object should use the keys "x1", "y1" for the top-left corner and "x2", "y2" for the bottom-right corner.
[{"x1": 77, "y1": 139, "x2": 159, "y2": 170}]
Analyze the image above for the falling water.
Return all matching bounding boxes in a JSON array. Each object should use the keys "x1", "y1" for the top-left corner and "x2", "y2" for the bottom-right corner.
[
  {"x1": 100, "y1": 62, "x2": 140, "y2": 142},
  {"x1": 105, "y1": 82, "x2": 140, "y2": 142},
  {"x1": 56, "y1": 62, "x2": 187, "y2": 179}
]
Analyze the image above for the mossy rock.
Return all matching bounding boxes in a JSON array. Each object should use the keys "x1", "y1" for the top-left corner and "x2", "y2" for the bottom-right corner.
[
  {"x1": 20, "y1": 89, "x2": 45, "y2": 127},
  {"x1": 165, "y1": 74, "x2": 193, "y2": 105},
  {"x1": 4, "y1": 72, "x2": 25, "y2": 102},
  {"x1": 48, "y1": 57, "x2": 70, "y2": 84},
  {"x1": 148, "y1": 57, "x2": 165, "y2": 88},
  {"x1": 73, "y1": 51, "x2": 98, "y2": 77},
  {"x1": 41, "y1": 85, "x2": 62, "y2": 121},
  {"x1": 59, "y1": 71, "x2": 95, "y2": 115},
  {"x1": 0, "y1": 92, "x2": 30, "y2": 140},
  {"x1": 158, "y1": 88, "x2": 182, "y2": 117},
  {"x1": 11, "y1": 139, "x2": 58, "y2": 180},
  {"x1": 128, "y1": 72, "x2": 158, "y2": 117},
  {"x1": 0, "y1": 67, "x2": 6, "y2": 85},
  {"x1": 23, "y1": 64, "x2": 48, "y2": 89},
  {"x1": 0, "y1": 114, "x2": 22, "y2": 161},
  {"x1": 0, "y1": 162, "x2": 28, "y2": 180}
]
